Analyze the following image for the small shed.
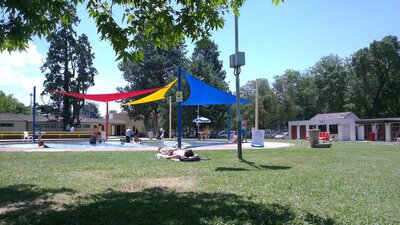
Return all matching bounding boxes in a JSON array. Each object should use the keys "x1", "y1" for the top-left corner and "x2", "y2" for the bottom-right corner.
[
  {"x1": 289, "y1": 112, "x2": 400, "y2": 141},
  {"x1": 288, "y1": 112, "x2": 359, "y2": 141}
]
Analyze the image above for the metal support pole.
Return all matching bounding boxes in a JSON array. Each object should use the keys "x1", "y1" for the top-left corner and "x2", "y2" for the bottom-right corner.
[
  {"x1": 106, "y1": 102, "x2": 109, "y2": 141},
  {"x1": 197, "y1": 105, "x2": 200, "y2": 135},
  {"x1": 228, "y1": 104, "x2": 231, "y2": 141},
  {"x1": 32, "y1": 86, "x2": 36, "y2": 143},
  {"x1": 169, "y1": 96, "x2": 172, "y2": 139},
  {"x1": 177, "y1": 66, "x2": 182, "y2": 148},
  {"x1": 234, "y1": 15, "x2": 242, "y2": 160},
  {"x1": 255, "y1": 79, "x2": 259, "y2": 130}
]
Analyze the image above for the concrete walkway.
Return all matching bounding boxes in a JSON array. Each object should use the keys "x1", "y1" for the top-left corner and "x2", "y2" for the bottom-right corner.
[{"x1": 0, "y1": 141, "x2": 294, "y2": 152}]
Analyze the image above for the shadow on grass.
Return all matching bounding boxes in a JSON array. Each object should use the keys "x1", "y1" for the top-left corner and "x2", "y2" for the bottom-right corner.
[
  {"x1": 229, "y1": 159, "x2": 292, "y2": 171},
  {"x1": 215, "y1": 167, "x2": 250, "y2": 171},
  {"x1": 240, "y1": 159, "x2": 260, "y2": 169},
  {"x1": 259, "y1": 165, "x2": 292, "y2": 170},
  {"x1": 304, "y1": 213, "x2": 336, "y2": 225},
  {"x1": 0, "y1": 186, "x2": 336, "y2": 225},
  {"x1": 215, "y1": 160, "x2": 291, "y2": 172},
  {"x1": 0, "y1": 184, "x2": 75, "y2": 222},
  {"x1": 0, "y1": 184, "x2": 75, "y2": 207}
]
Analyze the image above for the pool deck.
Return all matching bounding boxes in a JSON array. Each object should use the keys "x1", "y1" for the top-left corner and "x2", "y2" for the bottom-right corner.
[{"x1": 0, "y1": 141, "x2": 294, "y2": 152}]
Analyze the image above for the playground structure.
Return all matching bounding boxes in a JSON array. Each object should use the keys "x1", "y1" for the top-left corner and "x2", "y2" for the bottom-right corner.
[{"x1": 35, "y1": 67, "x2": 250, "y2": 147}]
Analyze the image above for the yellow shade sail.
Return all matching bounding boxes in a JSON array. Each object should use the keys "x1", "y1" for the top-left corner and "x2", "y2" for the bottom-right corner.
[{"x1": 121, "y1": 79, "x2": 177, "y2": 106}]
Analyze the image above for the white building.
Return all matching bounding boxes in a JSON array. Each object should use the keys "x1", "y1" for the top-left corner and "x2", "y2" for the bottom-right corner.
[{"x1": 288, "y1": 112, "x2": 400, "y2": 141}]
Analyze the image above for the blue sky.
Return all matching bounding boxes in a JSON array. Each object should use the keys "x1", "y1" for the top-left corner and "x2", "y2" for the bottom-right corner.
[{"x1": 1, "y1": 0, "x2": 399, "y2": 115}]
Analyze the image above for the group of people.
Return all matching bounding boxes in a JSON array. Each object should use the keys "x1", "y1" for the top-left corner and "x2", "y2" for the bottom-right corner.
[
  {"x1": 123, "y1": 126, "x2": 142, "y2": 144},
  {"x1": 89, "y1": 123, "x2": 105, "y2": 144},
  {"x1": 65, "y1": 124, "x2": 75, "y2": 132}
]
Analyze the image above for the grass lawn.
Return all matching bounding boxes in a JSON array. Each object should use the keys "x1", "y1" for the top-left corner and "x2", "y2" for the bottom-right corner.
[{"x1": 0, "y1": 141, "x2": 399, "y2": 224}]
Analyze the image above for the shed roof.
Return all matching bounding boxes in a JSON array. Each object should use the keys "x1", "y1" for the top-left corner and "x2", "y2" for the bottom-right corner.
[
  {"x1": 0, "y1": 113, "x2": 24, "y2": 122},
  {"x1": 310, "y1": 112, "x2": 358, "y2": 121},
  {"x1": 356, "y1": 118, "x2": 400, "y2": 124},
  {"x1": 16, "y1": 114, "x2": 59, "y2": 122}
]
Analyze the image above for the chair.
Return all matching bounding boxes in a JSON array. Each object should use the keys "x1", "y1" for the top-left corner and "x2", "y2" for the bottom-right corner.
[
  {"x1": 23, "y1": 131, "x2": 32, "y2": 142},
  {"x1": 318, "y1": 132, "x2": 330, "y2": 142}
]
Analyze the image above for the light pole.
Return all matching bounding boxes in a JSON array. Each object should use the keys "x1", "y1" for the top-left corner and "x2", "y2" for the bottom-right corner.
[
  {"x1": 197, "y1": 105, "x2": 200, "y2": 134},
  {"x1": 196, "y1": 77, "x2": 204, "y2": 138},
  {"x1": 32, "y1": 86, "x2": 36, "y2": 143},
  {"x1": 230, "y1": 14, "x2": 245, "y2": 160}
]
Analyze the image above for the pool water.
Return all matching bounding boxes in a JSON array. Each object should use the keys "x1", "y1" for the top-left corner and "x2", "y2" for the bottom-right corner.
[{"x1": 0, "y1": 140, "x2": 228, "y2": 149}]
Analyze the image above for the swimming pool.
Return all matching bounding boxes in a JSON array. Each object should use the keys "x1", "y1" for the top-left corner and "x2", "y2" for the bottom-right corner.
[{"x1": 0, "y1": 140, "x2": 229, "y2": 150}]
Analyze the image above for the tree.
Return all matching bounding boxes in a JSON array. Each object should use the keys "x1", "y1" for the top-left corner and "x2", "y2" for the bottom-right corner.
[
  {"x1": 118, "y1": 41, "x2": 187, "y2": 131},
  {"x1": 346, "y1": 35, "x2": 400, "y2": 118},
  {"x1": 41, "y1": 11, "x2": 97, "y2": 130},
  {"x1": 0, "y1": 91, "x2": 30, "y2": 114},
  {"x1": 295, "y1": 72, "x2": 317, "y2": 120},
  {"x1": 0, "y1": 0, "x2": 284, "y2": 60},
  {"x1": 272, "y1": 70, "x2": 301, "y2": 128},
  {"x1": 187, "y1": 40, "x2": 230, "y2": 133},
  {"x1": 81, "y1": 102, "x2": 101, "y2": 118},
  {"x1": 310, "y1": 54, "x2": 348, "y2": 114},
  {"x1": 191, "y1": 40, "x2": 226, "y2": 80},
  {"x1": 239, "y1": 78, "x2": 279, "y2": 129}
]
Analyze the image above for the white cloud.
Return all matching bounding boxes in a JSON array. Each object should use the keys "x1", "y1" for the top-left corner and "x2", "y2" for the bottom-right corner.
[
  {"x1": 0, "y1": 42, "x2": 125, "y2": 115},
  {"x1": 0, "y1": 43, "x2": 44, "y2": 106},
  {"x1": 0, "y1": 42, "x2": 43, "y2": 67}
]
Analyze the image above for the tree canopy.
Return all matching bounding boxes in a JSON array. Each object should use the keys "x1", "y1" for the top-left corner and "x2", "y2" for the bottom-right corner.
[
  {"x1": 41, "y1": 12, "x2": 97, "y2": 130},
  {"x1": 0, "y1": 91, "x2": 30, "y2": 114},
  {"x1": 0, "y1": 0, "x2": 283, "y2": 60},
  {"x1": 346, "y1": 35, "x2": 400, "y2": 118},
  {"x1": 238, "y1": 35, "x2": 400, "y2": 130},
  {"x1": 118, "y1": 41, "x2": 187, "y2": 131}
]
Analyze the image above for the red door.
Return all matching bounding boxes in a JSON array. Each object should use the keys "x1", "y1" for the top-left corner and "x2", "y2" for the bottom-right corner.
[
  {"x1": 300, "y1": 125, "x2": 306, "y2": 139},
  {"x1": 291, "y1": 126, "x2": 297, "y2": 139}
]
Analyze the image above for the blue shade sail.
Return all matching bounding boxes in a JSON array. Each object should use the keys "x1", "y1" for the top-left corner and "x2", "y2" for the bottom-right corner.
[{"x1": 181, "y1": 71, "x2": 251, "y2": 106}]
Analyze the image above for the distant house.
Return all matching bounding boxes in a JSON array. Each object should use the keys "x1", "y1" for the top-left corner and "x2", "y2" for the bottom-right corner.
[
  {"x1": 109, "y1": 111, "x2": 145, "y2": 136},
  {"x1": 0, "y1": 114, "x2": 27, "y2": 132},
  {"x1": 0, "y1": 113, "x2": 127, "y2": 135},
  {"x1": 288, "y1": 112, "x2": 400, "y2": 141}
]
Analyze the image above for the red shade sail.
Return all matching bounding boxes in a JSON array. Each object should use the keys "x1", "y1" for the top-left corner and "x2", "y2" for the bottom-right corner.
[{"x1": 53, "y1": 88, "x2": 162, "y2": 102}]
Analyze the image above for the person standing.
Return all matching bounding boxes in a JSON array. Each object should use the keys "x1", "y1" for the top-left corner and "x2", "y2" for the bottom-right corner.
[
  {"x1": 157, "y1": 127, "x2": 165, "y2": 151},
  {"x1": 241, "y1": 117, "x2": 249, "y2": 143},
  {"x1": 125, "y1": 126, "x2": 133, "y2": 143}
]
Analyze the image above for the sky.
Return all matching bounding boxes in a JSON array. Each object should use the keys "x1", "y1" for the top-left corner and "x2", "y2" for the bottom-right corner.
[{"x1": 1, "y1": 0, "x2": 399, "y2": 116}]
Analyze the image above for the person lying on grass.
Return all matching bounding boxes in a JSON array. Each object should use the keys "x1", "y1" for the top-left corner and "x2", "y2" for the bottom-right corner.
[{"x1": 158, "y1": 148, "x2": 194, "y2": 160}]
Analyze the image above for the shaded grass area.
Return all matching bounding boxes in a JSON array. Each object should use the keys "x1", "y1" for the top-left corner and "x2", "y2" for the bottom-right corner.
[{"x1": 0, "y1": 141, "x2": 399, "y2": 224}]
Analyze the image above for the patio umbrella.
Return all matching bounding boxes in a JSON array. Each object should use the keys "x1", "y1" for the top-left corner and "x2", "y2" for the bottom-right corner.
[{"x1": 193, "y1": 117, "x2": 211, "y2": 123}]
